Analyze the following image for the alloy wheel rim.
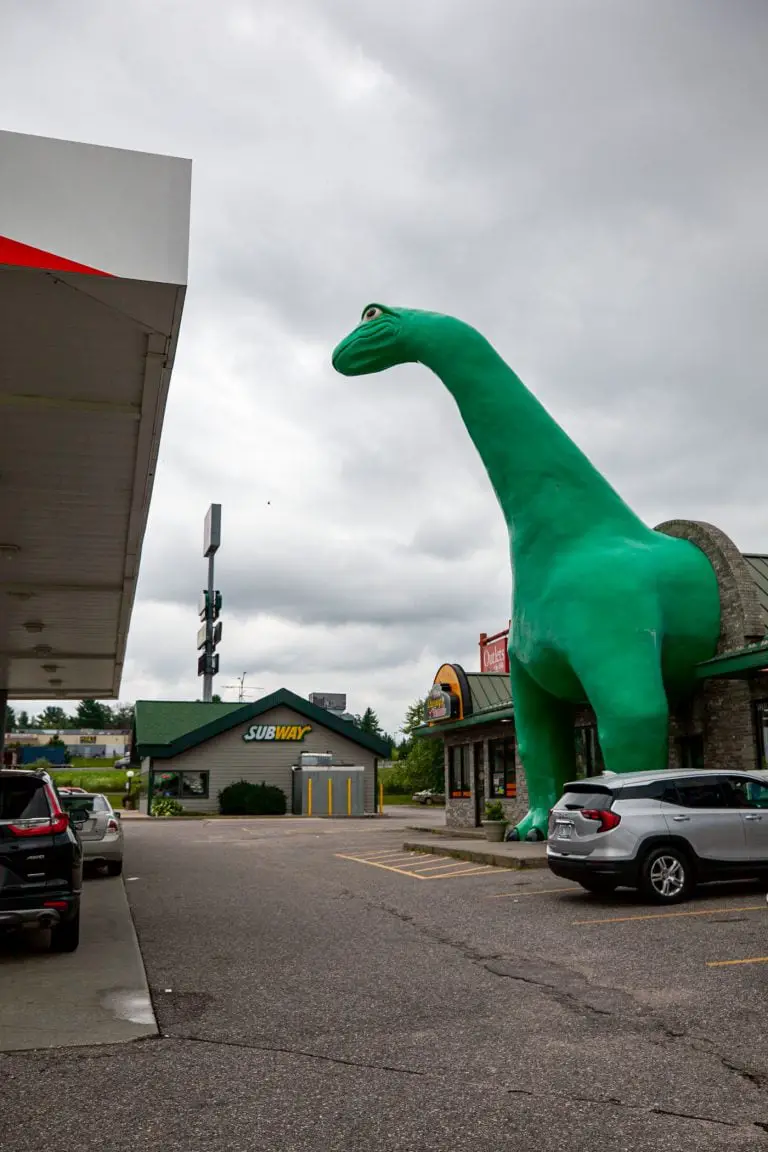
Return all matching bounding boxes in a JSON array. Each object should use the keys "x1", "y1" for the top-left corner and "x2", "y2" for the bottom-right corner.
[{"x1": 650, "y1": 855, "x2": 685, "y2": 897}]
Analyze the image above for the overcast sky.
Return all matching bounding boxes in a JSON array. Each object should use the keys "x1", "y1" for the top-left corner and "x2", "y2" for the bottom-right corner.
[{"x1": 3, "y1": 1, "x2": 767, "y2": 734}]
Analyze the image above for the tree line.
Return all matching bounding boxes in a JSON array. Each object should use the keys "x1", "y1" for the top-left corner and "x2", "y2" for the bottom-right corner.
[
  {"x1": 4, "y1": 699, "x2": 134, "y2": 732},
  {"x1": 353, "y1": 701, "x2": 443, "y2": 794}
]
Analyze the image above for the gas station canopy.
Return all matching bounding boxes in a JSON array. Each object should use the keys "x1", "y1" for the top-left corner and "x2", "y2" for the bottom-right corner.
[{"x1": 0, "y1": 130, "x2": 190, "y2": 700}]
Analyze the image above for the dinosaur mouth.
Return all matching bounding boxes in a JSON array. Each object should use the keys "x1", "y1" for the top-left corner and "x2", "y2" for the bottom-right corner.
[{"x1": 332, "y1": 318, "x2": 399, "y2": 376}]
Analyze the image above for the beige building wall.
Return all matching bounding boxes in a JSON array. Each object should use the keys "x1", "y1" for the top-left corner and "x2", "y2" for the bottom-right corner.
[{"x1": 148, "y1": 704, "x2": 379, "y2": 813}]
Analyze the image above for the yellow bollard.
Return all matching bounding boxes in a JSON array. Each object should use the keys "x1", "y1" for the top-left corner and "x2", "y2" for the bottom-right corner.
[
  {"x1": 307, "y1": 777, "x2": 313, "y2": 817},
  {"x1": 347, "y1": 777, "x2": 352, "y2": 817},
  {"x1": 328, "y1": 776, "x2": 333, "y2": 816},
  {"x1": 379, "y1": 779, "x2": 384, "y2": 815}
]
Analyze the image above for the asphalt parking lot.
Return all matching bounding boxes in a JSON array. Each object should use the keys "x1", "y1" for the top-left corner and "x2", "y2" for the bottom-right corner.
[{"x1": 3, "y1": 812, "x2": 768, "y2": 1150}]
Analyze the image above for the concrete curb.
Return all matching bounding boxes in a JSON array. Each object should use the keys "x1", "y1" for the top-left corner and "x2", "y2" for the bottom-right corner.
[
  {"x1": 402, "y1": 840, "x2": 549, "y2": 871},
  {"x1": 405, "y1": 824, "x2": 486, "y2": 840}
]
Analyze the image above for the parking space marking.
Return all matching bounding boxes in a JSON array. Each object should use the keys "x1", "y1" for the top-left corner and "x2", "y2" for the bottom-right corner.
[
  {"x1": 335, "y1": 853, "x2": 505, "y2": 882},
  {"x1": 485, "y1": 886, "x2": 574, "y2": 899},
  {"x1": 573, "y1": 904, "x2": 765, "y2": 926},
  {"x1": 706, "y1": 956, "x2": 768, "y2": 968}
]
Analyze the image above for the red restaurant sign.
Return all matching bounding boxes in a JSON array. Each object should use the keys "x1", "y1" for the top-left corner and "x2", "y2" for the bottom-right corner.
[{"x1": 479, "y1": 625, "x2": 510, "y2": 674}]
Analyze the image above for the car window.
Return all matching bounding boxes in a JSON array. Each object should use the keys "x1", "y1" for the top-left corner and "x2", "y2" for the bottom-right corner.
[
  {"x1": 60, "y1": 793, "x2": 108, "y2": 813},
  {"x1": 671, "y1": 779, "x2": 731, "y2": 809},
  {"x1": 729, "y1": 778, "x2": 768, "y2": 810},
  {"x1": 0, "y1": 778, "x2": 50, "y2": 820},
  {"x1": 560, "y1": 789, "x2": 614, "y2": 811}
]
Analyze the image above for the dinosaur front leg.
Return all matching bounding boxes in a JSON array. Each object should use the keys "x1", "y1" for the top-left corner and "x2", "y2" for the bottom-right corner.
[
  {"x1": 507, "y1": 656, "x2": 576, "y2": 842},
  {"x1": 571, "y1": 631, "x2": 669, "y2": 775}
]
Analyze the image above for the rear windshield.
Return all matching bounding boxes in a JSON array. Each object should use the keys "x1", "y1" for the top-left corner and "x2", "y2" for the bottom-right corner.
[
  {"x1": 60, "y1": 793, "x2": 109, "y2": 813},
  {"x1": 560, "y1": 788, "x2": 614, "y2": 812},
  {"x1": 0, "y1": 777, "x2": 50, "y2": 821}
]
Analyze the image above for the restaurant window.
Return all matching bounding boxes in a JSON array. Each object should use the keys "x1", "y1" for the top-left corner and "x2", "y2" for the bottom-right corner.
[
  {"x1": 676, "y1": 734, "x2": 704, "y2": 771},
  {"x1": 574, "y1": 726, "x2": 603, "y2": 778},
  {"x1": 489, "y1": 737, "x2": 516, "y2": 798},
  {"x1": 448, "y1": 745, "x2": 471, "y2": 798},
  {"x1": 754, "y1": 701, "x2": 768, "y2": 770},
  {"x1": 151, "y1": 770, "x2": 210, "y2": 800}
]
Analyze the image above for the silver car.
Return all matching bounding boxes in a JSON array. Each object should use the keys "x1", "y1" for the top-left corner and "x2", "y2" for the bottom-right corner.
[
  {"x1": 547, "y1": 768, "x2": 768, "y2": 903},
  {"x1": 59, "y1": 792, "x2": 124, "y2": 876}
]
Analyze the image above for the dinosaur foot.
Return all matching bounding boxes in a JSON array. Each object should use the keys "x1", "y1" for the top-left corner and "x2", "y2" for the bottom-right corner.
[{"x1": 505, "y1": 808, "x2": 549, "y2": 843}]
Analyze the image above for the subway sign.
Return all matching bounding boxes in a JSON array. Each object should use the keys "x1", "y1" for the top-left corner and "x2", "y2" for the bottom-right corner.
[{"x1": 243, "y1": 724, "x2": 312, "y2": 743}]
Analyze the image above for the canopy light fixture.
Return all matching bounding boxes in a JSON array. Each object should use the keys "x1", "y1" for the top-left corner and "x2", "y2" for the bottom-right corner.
[
  {"x1": 0, "y1": 543, "x2": 20, "y2": 558},
  {"x1": 32, "y1": 644, "x2": 53, "y2": 656},
  {"x1": 22, "y1": 621, "x2": 45, "y2": 633},
  {"x1": 5, "y1": 590, "x2": 33, "y2": 601},
  {"x1": 41, "y1": 664, "x2": 59, "y2": 673},
  {"x1": 48, "y1": 678, "x2": 63, "y2": 687}
]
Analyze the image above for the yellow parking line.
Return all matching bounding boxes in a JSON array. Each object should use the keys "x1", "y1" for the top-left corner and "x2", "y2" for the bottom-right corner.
[
  {"x1": 356, "y1": 849, "x2": 417, "y2": 858},
  {"x1": 335, "y1": 853, "x2": 426, "y2": 878},
  {"x1": 486, "y1": 886, "x2": 575, "y2": 899},
  {"x1": 707, "y1": 956, "x2": 768, "y2": 968},
  {"x1": 406, "y1": 859, "x2": 477, "y2": 872},
  {"x1": 574, "y1": 904, "x2": 765, "y2": 926},
  {"x1": 424, "y1": 866, "x2": 499, "y2": 880},
  {"x1": 355, "y1": 851, "x2": 422, "y2": 861}
]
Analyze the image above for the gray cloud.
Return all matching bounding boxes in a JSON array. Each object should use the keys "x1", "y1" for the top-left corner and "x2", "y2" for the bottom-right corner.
[{"x1": 5, "y1": 0, "x2": 768, "y2": 731}]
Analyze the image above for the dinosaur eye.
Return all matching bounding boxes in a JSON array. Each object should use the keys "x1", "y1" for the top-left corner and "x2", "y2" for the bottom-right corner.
[{"x1": 362, "y1": 306, "x2": 382, "y2": 322}]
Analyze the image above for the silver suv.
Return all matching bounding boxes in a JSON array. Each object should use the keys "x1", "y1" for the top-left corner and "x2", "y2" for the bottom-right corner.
[{"x1": 547, "y1": 768, "x2": 768, "y2": 903}]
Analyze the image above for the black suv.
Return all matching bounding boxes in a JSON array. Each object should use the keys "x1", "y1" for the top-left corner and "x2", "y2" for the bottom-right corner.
[{"x1": 0, "y1": 768, "x2": 84, "y2": 951}]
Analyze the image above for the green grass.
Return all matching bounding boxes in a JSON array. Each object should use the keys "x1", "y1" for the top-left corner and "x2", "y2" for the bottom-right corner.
[
  {"x1": 47, "y1": 768, "x2": 133, "y2": 793},
  {"x1": 69, "y1": 757, "x2": 122, "y2": 769}
]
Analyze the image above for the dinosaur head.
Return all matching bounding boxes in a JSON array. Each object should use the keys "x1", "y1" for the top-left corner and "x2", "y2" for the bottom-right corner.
[{"x1": 332, "y1": 303, "x2": 415, "y2": 376}]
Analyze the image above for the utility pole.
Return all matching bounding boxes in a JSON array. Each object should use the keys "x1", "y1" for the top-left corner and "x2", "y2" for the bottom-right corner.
[{"x1": 197, "y1": 504, "x2": 222, "y2": 703}]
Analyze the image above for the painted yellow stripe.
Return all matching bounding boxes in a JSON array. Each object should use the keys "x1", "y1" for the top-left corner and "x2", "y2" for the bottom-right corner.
[
  {"x1": 486, "y1": 887, "x2": 575, "y2": 899},
  {"x1": 406, "y1": 859, "x2": 477, "y2": 872},
  {"x1": 424, "y1": 866, "x2": 499, "y2": 879},
  {"x1": 335, "y1": 853, "x2": 426, "y2": 878},
  {"x1": 707, "y1": 956, "x2": 768, "y2": 968},
  {"x1": 353, "y1": 850, "x2": 423, "y2": 861},
  {"x1": 574, "y1": 904, "x2": 765, "y2": 926}
]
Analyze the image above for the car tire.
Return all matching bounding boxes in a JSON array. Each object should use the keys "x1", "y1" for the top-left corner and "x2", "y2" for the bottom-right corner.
[
  {"x1": 425, "y1": 797, "x2": 432, "y2": 806},
  {"x1": 578, "y1": 877, "x2": 618, "y2": 895},
  {"x1": 50, "y1": 910, "x2": 80, "y2": 953},
  {"x1": 640, "y1": 845, "x2": 693, "y2": 904},
  {"x1": 106, "y1": 859, "x2": 123, "y2": 877}
]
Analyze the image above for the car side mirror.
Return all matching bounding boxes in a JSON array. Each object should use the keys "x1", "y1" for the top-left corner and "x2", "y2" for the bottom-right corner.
[{"x1": 112, "y1": 811, "x2": 121, "y2": 819}]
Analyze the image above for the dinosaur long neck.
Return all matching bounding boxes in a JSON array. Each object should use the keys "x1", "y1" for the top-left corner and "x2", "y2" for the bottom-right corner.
[{"x1": 416, "y1": 322, "x2": 646, "y2": 557}]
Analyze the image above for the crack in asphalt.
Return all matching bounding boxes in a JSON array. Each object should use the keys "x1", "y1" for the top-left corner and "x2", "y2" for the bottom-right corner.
[
  {"x1": 168, "y1": 1033, "x2": 427, "y2": 1077},
  {"x1": 362, "y1": 894, "x2": 768, "y2": 1112},
  {"x1": 507, "y1": 1086, "x2": 743, "y2": 1129}
]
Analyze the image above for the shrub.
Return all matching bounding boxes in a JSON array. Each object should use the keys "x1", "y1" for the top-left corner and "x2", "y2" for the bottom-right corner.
[
  {"x1": 151, "y1": 797, "x2": 184, "y2": 817},
  {"x1": 218, "y1": 779, "x2": 286, "y2": 816},
  {"x1": 484, "y1": 800, "x2": 506, "y2": 822}
]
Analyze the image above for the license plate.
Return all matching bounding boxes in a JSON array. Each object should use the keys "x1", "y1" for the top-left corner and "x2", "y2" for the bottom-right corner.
[{"x1": 555, "y1": 822, "x2": 574, "y2": 840}]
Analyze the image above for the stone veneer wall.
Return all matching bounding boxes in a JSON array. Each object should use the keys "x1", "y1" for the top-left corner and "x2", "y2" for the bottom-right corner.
[
  {"x1": 656, "y1": 520, "x2": 765, "y2": 773},
  {"x1": 443, "y1": 722, "x2": 528, "y2": 829}
]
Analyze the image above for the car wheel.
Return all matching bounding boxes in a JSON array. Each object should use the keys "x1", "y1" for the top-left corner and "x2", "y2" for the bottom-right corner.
[
  {"x1": 578, "y1": 877, "x2": 618, "y2": 895},
  {"x1": 106, "y1": 859, "x2": 123, "y2": 877},
  {"x1": 50, "y1": 910, "x2": 80, "y2": 953},
  {"x1": 425, "y1": 797, "x2": 432, "y2": 805},
  {"x1": 640, "y1": 846, "x2": 692, "y2": 904}
]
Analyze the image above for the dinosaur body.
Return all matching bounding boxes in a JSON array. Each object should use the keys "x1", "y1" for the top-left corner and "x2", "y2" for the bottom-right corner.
[{"x1": 332, "y1": 305, "x2": 720, "y2": 839}]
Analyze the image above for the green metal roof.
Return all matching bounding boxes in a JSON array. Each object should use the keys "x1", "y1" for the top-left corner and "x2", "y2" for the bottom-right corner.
[
  {"x1": 467, "y1": 672, "x2": 511, "y2": 712},
  {"x1": 134, "y1": 689, "x2": 390, "y2": 760},
  {"x1": 744, "y1": 554, "x2": 768, "y2": 626},
  {"x1": 695, "y1": 638, "x2": 768, "y2": 681},
  {"x1": 415, "y1": 673, "x2": 513, "y2": 738}
]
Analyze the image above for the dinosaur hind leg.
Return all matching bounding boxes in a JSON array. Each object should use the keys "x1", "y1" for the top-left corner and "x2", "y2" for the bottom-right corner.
[
  {"x1": 508, "y1": 657, "x2": 576, "y2": 842},
  {"x1": 573, "y1": 636, "x2": 669, "y2": 776}
]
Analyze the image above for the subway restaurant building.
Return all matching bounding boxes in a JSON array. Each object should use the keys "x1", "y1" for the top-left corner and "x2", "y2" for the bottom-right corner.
[
  {"x1": 418, "y1": 529, "x2": 768, "y2": 832},
  {"x1": 133, "y1": 688, "x2": 389, "y2": 814}
]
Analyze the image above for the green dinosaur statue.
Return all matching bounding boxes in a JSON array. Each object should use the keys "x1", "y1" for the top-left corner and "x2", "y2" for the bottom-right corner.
[{"x1": 332, "y1": 304, "x2": 721, "y2": 840}]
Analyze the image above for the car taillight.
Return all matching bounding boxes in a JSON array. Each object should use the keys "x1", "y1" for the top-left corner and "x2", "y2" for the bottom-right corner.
[
  {"x1": 9, "y1": 813, "x2": 69, "y2": 837},
  {"x1": 581, "y1": 809, "x2": 621, "y2": 833},
  {"x1": 107, "y1": 818, "x2": 119, "y2": 833}
]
